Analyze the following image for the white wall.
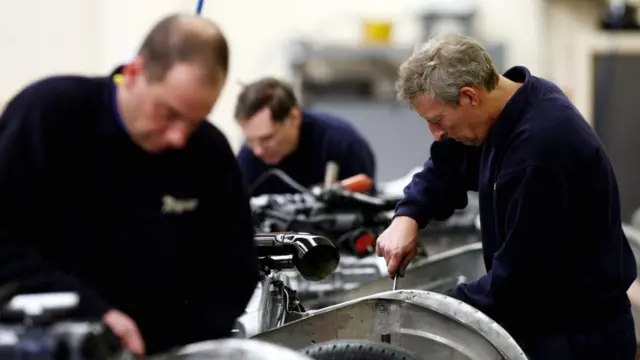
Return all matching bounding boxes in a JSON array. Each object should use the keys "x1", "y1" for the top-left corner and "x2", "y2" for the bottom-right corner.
[
  {"x1": 99, "y1": 0, "x2": 193, "y2": 69},
  {"x1": 0, "y1": 0, "x2": 102, "y2": 103},
  {"x1": 0, "y1": 0, "x2": 195, "y2": 105},
  {"x1": 204, "y1": 0, "x2": 548, "y2": 151},
  {"x1": 1, "y1": 0, "x2": 548, "y2": 152},
  {"x1": 544, "y1": 0, "x2": 640, "y2": 126}
]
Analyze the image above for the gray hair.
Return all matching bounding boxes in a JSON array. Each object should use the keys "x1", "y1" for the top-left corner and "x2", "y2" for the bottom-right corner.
[{"x1": 395, "y1": 33, "x2": 500, "y2": 107}]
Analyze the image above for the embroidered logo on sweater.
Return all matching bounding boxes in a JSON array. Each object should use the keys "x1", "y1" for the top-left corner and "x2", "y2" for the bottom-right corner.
[{"x1": 161, "y1": 195, "x2": 199, "y2": 214}]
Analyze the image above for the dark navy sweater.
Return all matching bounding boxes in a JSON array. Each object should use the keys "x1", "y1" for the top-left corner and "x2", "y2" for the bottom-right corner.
[
  {"x1": 396, "y1": 66, "x2": 636, "y2": 339},
  {"x1": 237, "y1": 111, "x2": 376, "y2": 196},
  {"x1": 0, "y1": 74, "x2": 259, "y2": 354}
]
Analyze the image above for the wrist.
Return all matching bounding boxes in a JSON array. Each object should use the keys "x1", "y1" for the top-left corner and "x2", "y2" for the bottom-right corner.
[{"x1": 392, "y1": 215, "x2": 419, "y2": 232}]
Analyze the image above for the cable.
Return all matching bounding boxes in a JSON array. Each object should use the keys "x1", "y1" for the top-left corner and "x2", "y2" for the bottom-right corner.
[{"x1": 248, "y1": 168, "x2": 314, "y2": 195}]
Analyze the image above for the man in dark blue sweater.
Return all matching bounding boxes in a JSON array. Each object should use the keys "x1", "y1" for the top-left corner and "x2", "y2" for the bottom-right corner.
[
  {"x1": 0, "y1": 14, "x2": 259, "y2": 356},
  {"x1": 235, "y1": 77, "x2": 376, "y2": 195},
  {"x1": 375, "y1": 34, "x2": 637, "y2": 359}
]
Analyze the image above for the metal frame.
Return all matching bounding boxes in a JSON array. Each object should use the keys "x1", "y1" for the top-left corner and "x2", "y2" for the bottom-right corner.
[{"x1": 253, "y1": 289, "x2": 528, "y2": 360}]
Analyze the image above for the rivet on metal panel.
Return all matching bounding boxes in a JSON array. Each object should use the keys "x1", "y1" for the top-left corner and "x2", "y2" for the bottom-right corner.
[{"x1": 377, "y1": 303, "x2": 388, "y2": 313}]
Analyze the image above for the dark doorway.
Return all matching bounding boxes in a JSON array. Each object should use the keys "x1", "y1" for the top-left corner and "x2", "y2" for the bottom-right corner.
[{"x1": 593, "y1": 53, "x2": 640, "y2": 222}]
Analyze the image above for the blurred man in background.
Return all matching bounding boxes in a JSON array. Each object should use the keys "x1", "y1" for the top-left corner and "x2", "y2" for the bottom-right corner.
[
  {"x1": 0, "y1": 14, "x2": 258, "y2": 356},
  {"x1": 235, "y1": 77, "x2": 376, "y2": 196},
  {"x1": 376, "y1": 33, "x2": 637, "y2": 359}
]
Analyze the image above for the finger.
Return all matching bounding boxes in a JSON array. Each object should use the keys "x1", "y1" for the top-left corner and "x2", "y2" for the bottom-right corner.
[
  {"x1": 124, "y1": 328, "x2": 146, "y2": 356},
  {"x1": 375, "y1": 240, "x2": 383, "y2": 257},
  {"x1": 398, "y1": 248, "x2": 417, "y2": 277},
  {"x1": 387, "y1": 253, "x2": 401, "y2": 278},
  {"x1": 384, "y1": 249, "x2": 393, "y2": 267}
]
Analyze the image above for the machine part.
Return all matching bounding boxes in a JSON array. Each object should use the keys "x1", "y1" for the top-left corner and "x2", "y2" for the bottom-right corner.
[
  {"x1": 154, "y1": 338, "x2": 315, "y2": 360},
  {"x1": 250, "y1": 185, "x2": 399, "y2": 258},
  {"x1": 302, "y1": 242, "x2": 484, "y2": 309},
  {"x1": 5, "y1": 292, "x2": 79, "y2": 318},
  {"x1": 255, "y1": 233, "x2": 340, "y2": 281},
  {"x1": 0, "y1": 292, "x2": 126, "y2": 359},
  {"x1": 301, "y1": 339, "x2": 420, "y2": 360},
  {"x1": 256, "y1": 271, "x2": 301, "y2": 334},
  {"x1": 323, "y1": 161, "x2": 339, "y2": 188},
  {"x1": 252, "y1": 290, "x2": 528, "y2": 360}
]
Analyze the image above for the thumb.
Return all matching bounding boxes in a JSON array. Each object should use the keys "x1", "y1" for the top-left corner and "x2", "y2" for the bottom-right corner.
[
  {"x1": 375, "y1": 240, "x2": 383, "y2": 257},
  {"x1": 123, "y1": 329, "x2": 146, "y2": 357}
]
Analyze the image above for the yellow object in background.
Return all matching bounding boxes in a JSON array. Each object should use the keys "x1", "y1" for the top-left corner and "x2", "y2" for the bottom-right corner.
[
  {"x1": 113, "y1": 73, "x2": 124, "y2": 86},
  {"x1": 362, "y1": 19, "x2": 393, "y2": 45}
]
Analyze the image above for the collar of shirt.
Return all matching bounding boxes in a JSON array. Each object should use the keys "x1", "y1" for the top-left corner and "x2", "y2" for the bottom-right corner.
[
  {"x1": 485, "y1": 66, "x2": 536, "y2": 149},
  {"x1": 109, "y1": 65, "x2": 128, "y2": 135}
]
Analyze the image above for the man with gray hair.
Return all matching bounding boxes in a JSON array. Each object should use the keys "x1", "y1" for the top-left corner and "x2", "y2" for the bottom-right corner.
[{"x1": 376, "y1": 33, "x2": 636, "y2": 359}]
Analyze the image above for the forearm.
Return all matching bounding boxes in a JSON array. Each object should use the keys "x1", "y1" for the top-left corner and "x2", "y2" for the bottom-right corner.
[
  {"x1": 395, "y1": 159, "x2": 469, "y2": 228},
  {"x1": 395, "y1": 139, "x2": 480, "y2": 228}
]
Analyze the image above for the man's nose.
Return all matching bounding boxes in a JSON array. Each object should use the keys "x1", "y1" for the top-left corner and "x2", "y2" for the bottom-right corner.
[
  {"x1": 428, "y1": 123, "x2": 447, "y2": 142},
  {"x1": 252, "y1": 144, "x2": 265, "y2": 157},
  {"x1": 166, "y1": 125, "x2": 188, "y2": 149}
]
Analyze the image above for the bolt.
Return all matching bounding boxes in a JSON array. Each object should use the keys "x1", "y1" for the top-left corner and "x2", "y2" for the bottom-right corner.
[{"x1": 381, "y1": 333, "x2": 391, "y2": 343}]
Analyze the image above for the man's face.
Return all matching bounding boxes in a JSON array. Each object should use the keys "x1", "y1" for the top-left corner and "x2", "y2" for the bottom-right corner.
[
  {"x1": 120, "y1": 59, "x2": 222, "y2": 153},
  {"x1": 239, "y1": 107, "x2": 300, "y2": 165},
  {"x1": 413, "y1": 88, "x2": 488, "y2": 146}
]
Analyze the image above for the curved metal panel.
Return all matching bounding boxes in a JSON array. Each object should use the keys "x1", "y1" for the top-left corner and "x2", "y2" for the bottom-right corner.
[
  {"x1": 304, "y1": 242, "x2": 485, "y2": 308},
  {"x1": 252, "y1": 289, "x2": 527, "y2": 360},
  {"x1": 150, "y1": 339, "x2": 314, "y2": 360}
]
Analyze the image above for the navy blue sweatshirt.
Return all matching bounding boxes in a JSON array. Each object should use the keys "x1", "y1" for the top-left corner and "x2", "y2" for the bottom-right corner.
[
  {"x1": 237, "y1": 111, "x2": 376, "y2": 196},
  {"x1": 0, "y1": 73, "x2": 259, "y2": 354},
  {"x1": 396, "y1": 66, "x2": 637, "y2": 339}
]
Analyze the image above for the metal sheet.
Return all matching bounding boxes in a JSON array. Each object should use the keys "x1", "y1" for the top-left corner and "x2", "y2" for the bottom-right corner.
[
  {"x1": 303, "y1": 242, "x2": 485, "y2": 308},
  {"x1": 150, "y1": 339, "x2": 314, "y2": 360},
  {"x1": 252, "y1": 290, "x2": 527, "y2": 360}
]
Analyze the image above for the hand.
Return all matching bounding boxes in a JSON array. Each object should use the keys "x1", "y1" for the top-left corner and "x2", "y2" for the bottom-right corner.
[
  {"x1": 103, "y1": 309, "x2": 146, "y2": 357},
  {"x1": 376, "y1": 216, "x2": 420, "y2": 278}
]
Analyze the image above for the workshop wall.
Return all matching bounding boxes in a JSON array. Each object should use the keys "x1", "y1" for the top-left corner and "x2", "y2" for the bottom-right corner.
[
  {"x1": 0, "y1": 0, "x2": 587, "y2": 153},
  {"x1": 0, "y1": 0, "x2": 102, "y2": 105},
  {"x1": 0, "y1": 0, "x2": 193, "y2": 109},
  {"x1": 201, "y1": 0, "x2": 548, "y2": 151},
  {"x1": 0, "y1": 0, "x2": 548, "y2": 151}
]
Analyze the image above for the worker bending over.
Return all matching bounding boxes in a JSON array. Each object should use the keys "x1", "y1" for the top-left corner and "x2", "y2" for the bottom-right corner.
[
  {"x1": 376, "y1": 34, "x2": 637, "y2": 359},
  {"x1": 0, "y1": 14, "x2": 258, "y2": 356},
  {"x1": 235, "y1": 77, "x2": 376, "y2": 196}
]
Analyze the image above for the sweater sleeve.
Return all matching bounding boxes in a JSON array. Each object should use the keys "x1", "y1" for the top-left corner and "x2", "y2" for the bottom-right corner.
[
  {"x1": 0, "y1": 82, "x2": 110, "y2": 318},
  {"x1": 236, "y1": 144, "x2": 260, "y2": 191},
  {"x1": 395, "y1": 138, "x2": 481, "y2": 228},
  {"x1": 336, "y1": 137, "x2": 376, "y2": 182}
]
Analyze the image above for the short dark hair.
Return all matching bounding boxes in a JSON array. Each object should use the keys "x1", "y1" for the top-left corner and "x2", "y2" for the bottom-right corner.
[
  {"x1": 137, "y1": 14, "x2": 229, "y2": 86},
  {"x1": 234, "y1": 77, "x2": 298, "y2": 122}
]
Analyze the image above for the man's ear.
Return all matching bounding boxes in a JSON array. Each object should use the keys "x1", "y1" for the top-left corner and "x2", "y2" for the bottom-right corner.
[
  {"x1": 289, "y1": 107, "x2": 302, "y2": 126},
  {"x1": 121, "y1": 56, "x2": 145, "y2": 88},
  {"x1": 459, "y1": 87, "x2": 479, "y2": 107}
]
